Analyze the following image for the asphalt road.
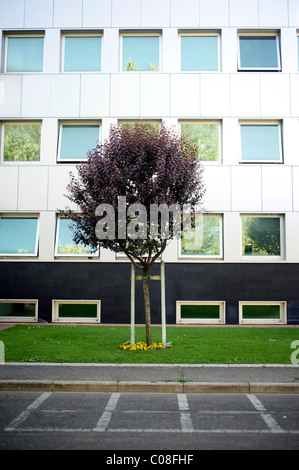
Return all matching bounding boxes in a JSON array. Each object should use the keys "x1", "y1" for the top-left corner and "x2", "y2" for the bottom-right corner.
[{"x1": 0, "y1": 391, "x2": 298, "y2": 452}]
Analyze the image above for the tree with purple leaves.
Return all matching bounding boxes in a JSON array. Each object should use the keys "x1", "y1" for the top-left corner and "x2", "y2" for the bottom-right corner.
[{"x1": 61, "y1": 122, "x2": 205, "y2": 346}]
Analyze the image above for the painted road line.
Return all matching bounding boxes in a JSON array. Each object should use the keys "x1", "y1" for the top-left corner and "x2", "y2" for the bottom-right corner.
[
  {"x1": 4, "y1": 392, "x2": 52, "y2": 432},
  {"x1": 93, "y1": 392, "x2": 120, "y2": 432},
  {"x1": 246, "y1": 394, "x2": 285, "y2": 433}
]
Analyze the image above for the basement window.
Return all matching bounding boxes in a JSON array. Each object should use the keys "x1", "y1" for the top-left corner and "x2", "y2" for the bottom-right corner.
[
  {"x1": 0, "y1": 300, "x2": 38, "y2": 322},
  {"x1": 176, "y1": 301, "x2": 225, "y2": 324},
  {"x1": 239, "y1": 301, "x2": 286, "y2": 324},
  {"x1": 52, "y1": 300, "x2": 101, "y2": 323}
]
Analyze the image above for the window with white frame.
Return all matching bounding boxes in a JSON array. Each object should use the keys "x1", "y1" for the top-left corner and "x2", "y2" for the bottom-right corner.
[
  {"x1": 239, "y1": 301, "x2": 286, "y2": 324},
  {"x1": 121, "y1": 33, "x2": 160, "y2": 71},
  {"x1": 57, "y1": 122, "x2": 100, "y2": 162},
  {"x1": 5, "y1": 34, "x2": 44, "y2": 72},
  {"x1": 180, "y1": 214, "x2": 222, "y2": 258},
  {"x1": 241, "y1": 215, "x2": 283, "y2": 258},
  {"x1": 180, "y1": 33, "x2": 220, "y2": 71},
  {"x1": 52, "y1": 300, "x2": 101, "y2": 323},
  {"x1": 176, "y1": 301, "x2": 225, "y2": 324},
  {"x1": 0, "y1": 215, "x2": 39, "y2": 256},
  {"x1": 62, "y1": 33, "x2": 102, "y2": 71},
  {"x1": 240, "y1": 122, "x2": 282, "y2": 163},
  {"x1": 180, "y1": 121, "x2": 221, "y2": 162},
  {"x1": 55, "y1": 216, "x2": 98, "y2": 257},
  {"x1": 1, "y1": 122, "x2": 41, "y2": 162},
  {"x1": 0, "y1": 299, "x2": 38, "y2": 322},
  {"x1": 297, "y1": 34, "x2": 299, "y2": 70},
  {"x1": 238, "y1": 33, "x2": 281, "y2": 71}
]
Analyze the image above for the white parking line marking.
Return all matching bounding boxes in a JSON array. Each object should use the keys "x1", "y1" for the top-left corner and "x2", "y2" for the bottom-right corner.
[
  {"x1": 246, "y1": 394, "x2": 285, "y2": 433},
  {"x1": 93, "y1": 392, "x2": 120, "y2": 432},
  {"x1": 177, "y1": 393, "x2": 194, "y2": 432},
  {"x1": 4, "y1": 392, "x2": 52, "y2": 432}
]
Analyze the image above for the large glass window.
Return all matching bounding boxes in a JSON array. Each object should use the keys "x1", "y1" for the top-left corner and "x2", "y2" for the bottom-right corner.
[
  {"x1": 0, "y1": 300, "x2": 38, "y2": 322},
  {"x1": 180, "y1": 121, "x2": 221, "y2": 162},
  {"x1": 122, "y1": 35, "x2": 160, "y2": 71},
  {"x1": 240, "y1": 123, "x2": 282, "y2": 163},
  {"x1": 6, "y1": 36, "x2": 44, "y2": 72},
  {"x1": 58, "y1": 123, "x2": 100, "y2": 161},
  {"x1": 55, "y1": 217, "x2": 97, "y2": 257},
  {"x1": 180, "y1": 214, "x2": 222, "y2": 258},
  {"x1": 238, "y1": 35, "x2": 280, "y2": 70},
  {"x1": 52, "y1": 300, "x2": 101, "y2": 323},
  {"x1": 0, "y1": 216, "x2": 39, "y2": 256},
  {"x1": 2, "y1": 122, "x2": 41, "y2": 162},
  {"x1": 239, "y1": 301, "x2": 286, "y2": 324},
  {"x1": 63, "y1": 35, "x2": 101, "y2": 71},
  {"x1": 181, "y1": 35, "x2": 219, "y2": 71},
  {"x1": 176, "y1": 301, "x2": 225, "y2": 324},
  {"x1": 241, "y1": 215, "x2": 282, "y2": 257}
]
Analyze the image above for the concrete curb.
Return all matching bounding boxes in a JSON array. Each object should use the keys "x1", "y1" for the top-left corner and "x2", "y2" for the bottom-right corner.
[{"x1": 0, "y1": 380, "x2": 299, "y2": 393}]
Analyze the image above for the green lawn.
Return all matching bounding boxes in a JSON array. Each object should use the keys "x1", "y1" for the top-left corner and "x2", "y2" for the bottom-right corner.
[{"x1": 0, "y1": 325, "x2": 298, "y2": 364}]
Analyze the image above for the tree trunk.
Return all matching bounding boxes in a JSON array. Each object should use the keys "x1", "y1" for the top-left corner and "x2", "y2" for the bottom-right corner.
[{"x1": 142, "y1": 267, "x2": 152, "y2": 346}]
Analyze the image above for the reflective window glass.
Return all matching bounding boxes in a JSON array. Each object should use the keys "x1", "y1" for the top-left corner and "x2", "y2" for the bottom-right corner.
[
  {"x1": 181, "y1": 36, "x2": 218, "y2": 71},
  {"x1": 181, "y1": 215, "x2": 222, "y2": 257},
  {"x1": 241, "y1": 216, "x2": 281, "y2": 256},
  {"x1": 240, "y1": 124, "x2": 281, "y2": 162},
  {"x1": 239, "y1": 36, "x2": 279, "y2": 70},
  {"x1": 0, "y1": 217, "x2": 38, "y2": 255},
  {"x1": 6, "y1": 36, "x2": 44, "y2": 72},
  {"x1": 3, "y1": 123, "x2": 41, "y2": 162},
  {"x1": 56, "y1": 218, "x2": 96, "y2": 256},
  {"x1": 59, "y1": 124, "x2": 100, "y2": 161},
  {"x1": 122, "y1": 36, "x2": 159, "y2": 71},
  {"x1": 64, "y1": 36, "x2": 101, "y2": 71},
  {"x1": 181, "y1": 122, "x2": 220, "y2": 161}
]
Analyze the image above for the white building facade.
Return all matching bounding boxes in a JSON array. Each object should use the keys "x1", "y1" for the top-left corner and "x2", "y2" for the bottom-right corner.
[{"x1": 0, "y1": 0, "x2": 298, "y2": 325}]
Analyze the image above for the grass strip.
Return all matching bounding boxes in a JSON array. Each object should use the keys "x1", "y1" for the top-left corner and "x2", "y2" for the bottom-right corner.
[{"x1": 0, "y1": 324, "x2": 298, "y2": 364}]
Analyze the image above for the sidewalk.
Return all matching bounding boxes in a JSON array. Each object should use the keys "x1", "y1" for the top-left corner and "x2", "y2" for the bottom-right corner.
[{"x1": 0, "y1": 362, "x2": 299, "y2": 394}]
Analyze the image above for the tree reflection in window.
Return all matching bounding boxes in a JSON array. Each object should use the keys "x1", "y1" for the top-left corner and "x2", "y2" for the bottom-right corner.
[{"x1": 242, "y1": 216, "x2": 281, "y2": 256}]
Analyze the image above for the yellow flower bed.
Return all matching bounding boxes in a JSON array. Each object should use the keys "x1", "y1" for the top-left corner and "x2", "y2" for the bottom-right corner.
[{"x1": 120, "y1": 340, "x2": 172, "y2": 351}]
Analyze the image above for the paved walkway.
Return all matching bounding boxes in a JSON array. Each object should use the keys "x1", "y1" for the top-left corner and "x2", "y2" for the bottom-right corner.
[{"x1": 0, "y1": 362, "x2": 299, "y2": 393}]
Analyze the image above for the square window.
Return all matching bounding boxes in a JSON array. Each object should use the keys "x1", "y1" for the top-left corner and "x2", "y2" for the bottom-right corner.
[
  {"x1": 58, "y1": 123, "x2": 100, "y2": 162},
  {"x1": 181, "y1": 35, "x2": 219, "y2": 71},
  {"x1": 0, "y1": 216, "x2": 39, "y2": 256},
  {"x1": 52, "y1": 300, "x2": 100, "y2": 323},
  {"x1": 240, "y1": 123, "x2": 282, "y2": 163},
  {"x1": 63, "y1": 35, "x2": 101, "y2": 71},
  {"x1": 241, "y1": 215, "x2": 282, "y2": 257},
  {"x1": 238, "y1": 35, "x2": 280, "y2": 71},
  {"x1": 122, "y1": 35, "x2": 160, "y2": 71},
  {"x1": 176, "y1": 301, "x2": 225, "y2": 324},
  {"x1": 180, "y1": 121, "x2": 221, "y2": 162},
  {"x1": 0, "y1": 300, "x2": 38, "y2": 322},
  {"x1": 239, "y1": 301, "x2": 286, "y2": 324},
  {"x1": 2, "y1": 123, "x2": 41, "y2": 162},
  {"x1": 180, "y1": 214, "x2": 222, "y2": 258},
  {"x1": 6, "y1": 36, "x2": 44, "y2": 72},
  {"x1": 55, "y1": 217, "x2": 98, "y2": 257}
]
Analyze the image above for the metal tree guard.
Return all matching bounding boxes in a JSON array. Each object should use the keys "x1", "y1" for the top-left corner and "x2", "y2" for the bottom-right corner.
[{"x1": 130, "y1": 261, "x2": 166, "y2": 347}]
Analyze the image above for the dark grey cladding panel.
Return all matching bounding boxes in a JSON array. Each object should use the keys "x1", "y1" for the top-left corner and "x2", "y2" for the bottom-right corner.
[{"x1": 0, "y1": 262, "x2": 299, "y2": 324}]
